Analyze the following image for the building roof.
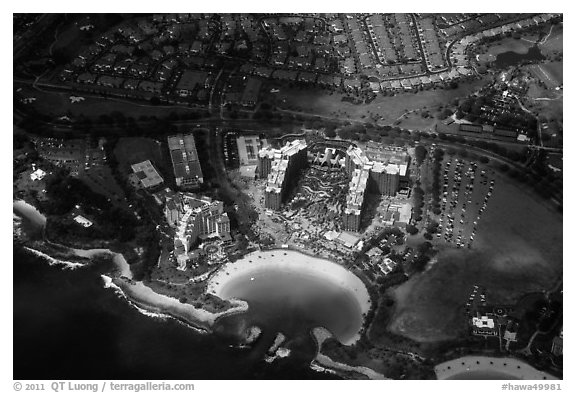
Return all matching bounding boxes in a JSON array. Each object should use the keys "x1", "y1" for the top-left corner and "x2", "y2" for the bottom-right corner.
[
  {"x1": 73, "y1": 215, "x2": 93, "y2": 227},
  {"x1": 131, "y1": 160, "x2": 164, "y2": 188},
  {"x1": 472, "y1": 315, "x2": 495, "y2": 329},
  {"x1": 262, "y1": 139, "x2": 307, "y2": 193},
  {"x1": 236, "y1": 135, "x2": 260, "y2": 165},
  {"x1": 167, "y1": 134, "x2": 204, "y2": 185},
  {"x1": 460, "y1": 124, "x2": 483, "y2": 133},
  {"x1": 345, "y1": 168, "x2": 369, "y2": 214},
  {"x1": 335, "y1": 231, "x2": 361, "y2": 248}
]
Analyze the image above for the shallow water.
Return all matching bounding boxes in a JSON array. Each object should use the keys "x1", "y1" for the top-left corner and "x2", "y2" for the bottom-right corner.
[
  {"x1": 494, "y1": 45, "x2": 545, "y2": 68},
  {"x1": 215, "y1": 265, "x2": 364, "y2": 345}
]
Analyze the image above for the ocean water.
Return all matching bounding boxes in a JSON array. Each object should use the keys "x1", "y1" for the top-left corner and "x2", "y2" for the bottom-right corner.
[{"x1": 13, "y1": 247, "x2": 339, "y2": 380}]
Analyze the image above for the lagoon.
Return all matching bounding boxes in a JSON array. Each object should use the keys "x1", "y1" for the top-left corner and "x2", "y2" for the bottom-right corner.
[{"x1": 208, "y1": 250, "x2": 371, "y2": 345}]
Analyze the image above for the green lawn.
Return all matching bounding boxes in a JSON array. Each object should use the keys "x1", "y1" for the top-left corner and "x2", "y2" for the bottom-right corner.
[
  {"x1": 539, "y1": 24, "x2": 563, "y2": 56},
  {"x1": 113, "y1": 137, "x2": 170, "y2": 179},
  {"x1": 270, "y1": 78, "x2": 488, "y2": 126},
  {"x1": 541, "y1": 62, "x2": 563, "y2": 86},
  {"x1": 527, "y1": 62, "x2": 563, "y2": 89},
  {"x1": 15, "y1": 83, "x2": 199, "y2": 120}
]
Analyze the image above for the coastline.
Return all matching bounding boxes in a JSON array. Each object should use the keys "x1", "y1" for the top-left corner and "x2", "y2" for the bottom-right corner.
[
  {"x1": 22, "y1": 246, "x2": 85, "y2": 270},
  {"x1": 310, "y1": 327, "x2": 387, "y2": 380},
  {"x1": 69, "y1": 248, "x2": 133, "y2": 279},
  {"x1": 434, "y1": 355, "x2": 558, "y2": 380},
  {"x1": 111, "y1": 276, "x2": 249, "y2": 332},
  {"x1": 14, "y1": 198, "x2": 247, "y2": 336},
  {"x1": 207, "y1": 249, "x2": 371, "y2": 345},
  {"x1": 13, "y1": 199, "x2": 47, "y2": 227}
]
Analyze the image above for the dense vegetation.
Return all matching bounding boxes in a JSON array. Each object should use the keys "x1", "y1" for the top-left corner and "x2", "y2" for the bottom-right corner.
[{"x1": 41, "y1": 171, "x2": 138, "y2": 241}]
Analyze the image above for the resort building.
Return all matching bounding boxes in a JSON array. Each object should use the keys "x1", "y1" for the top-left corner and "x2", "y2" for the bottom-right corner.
[
  {"x1": 343, "y1": 144, "x2": 411, "y2": 232},
  {"x1": 312, "y1": 147, "x2": 343, "y2": 168},
  {"x1": 167, "y1": 133, "x2": 204, "y2": 189},
  {"x1": 260, "y1": 139, "x2": 308, "y2": 210},
  {"x1": 130, "y1": 160, "x2": 164, "y2": 189},
  {"x1": 343, "y1": 167, "x2": 369, "y2": 232},
  {"x1": 237, "y1": 135, "x2": 267, "y2": 178},
  {"x1": 163, "y1": 191, "x2": 230, "y2": 270},
  {"x1": 258, "y1": 146, "x2": 276, "y2": 179}
]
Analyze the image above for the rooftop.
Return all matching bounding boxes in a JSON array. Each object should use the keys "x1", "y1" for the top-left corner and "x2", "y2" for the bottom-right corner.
[
  {"x1": 345, "y1": 168, "x2": 369, "y2": 214},
  {"x1": 167, "y1": 133, "x2": 204, "y2": 184},
  {"x1": 131, "y1": 160, "x2": 164, "y2": 188}
]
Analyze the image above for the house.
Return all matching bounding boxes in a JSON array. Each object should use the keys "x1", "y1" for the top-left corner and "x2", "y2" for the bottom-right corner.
[
  {"x1": 139, "y1": 81, "x2": 163, "y2": 94},
  {"x1": 77, "y1": 73, "x2": 97, "y2": 84},
  {"x1": 380, "y1": 81, "x2": 392, "y2": 90},
  {"x1": 97, "y1": 75, "x2": 124, "y2": 89},
  {"x1": 123, "y1": 79, "x2": 140, "y2": 90},
  {"x1": 298, "y1": 72, "x2": 317, "y2": 84},
  {"x1": 343, "y1": 78, "x2": 361, "y2": 91},
  {"x1": 333, "y1": 34, "x2": 347, "y2": 45},
  {"x1": 400, "y1": 79, "x2": 413, "y2": 90}
]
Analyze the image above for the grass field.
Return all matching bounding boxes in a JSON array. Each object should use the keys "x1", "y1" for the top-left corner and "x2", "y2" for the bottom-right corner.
[
  {"x1": 396, "y1": 112, "x2": 439, "y2": 132},
  {"x1": 15, "y1": 83, "x2": 199, "y2": 120},
  {"x1": 528, "y1": 62, "x2": 563, "y2": 89},
  {"x1": 387, "y1": 167, "x2": 562, "y2": 343},
  {"x1": 539, "y1": 24, "x2": 563, "y2": 56},
  {"x1": 80, "y1": 166, "x2": 127, "y2": 208},
  {"x1": 270, "y1": 78, "x2": 488, "y2": 125},
  {"x1": 113, "y1": 137, "x2": 170, "y2": 179}
]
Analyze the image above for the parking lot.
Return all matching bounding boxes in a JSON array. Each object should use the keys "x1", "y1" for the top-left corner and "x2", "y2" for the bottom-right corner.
[{"x1": 434, "y1": 156, "x2": 497, "y2": 249}]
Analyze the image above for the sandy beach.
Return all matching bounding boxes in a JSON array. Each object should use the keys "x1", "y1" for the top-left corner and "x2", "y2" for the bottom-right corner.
[
  {"x1": 70, "y1": 248, "x2": 133, "y2": 279},
  {"x1": 435, "y1": 355, "x2": 558, "y2": 380},
  {"x1": 207, "y1": 250, "x2": 371, "y2": 332},
  {"x1": 311, "y1": 327, "x2": 387, "y2": 380},
  {"x1": 13, "y1": 200, "x2": 47, "y2": 227}
]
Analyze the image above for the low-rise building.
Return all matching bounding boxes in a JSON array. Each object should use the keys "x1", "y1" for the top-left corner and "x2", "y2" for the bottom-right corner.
[
  {"x1": 130, "y1": 160, "x2": 164, "y2": 190},
  {"x1": 74, "y1": 215, "x2": 93, "y2": 228},
  {"x1": 471, "y1": 313, "x2": 498, "y2": 336},
  {"x1": 167, "y1": 133, "x2": 204, "y2": 189}
]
